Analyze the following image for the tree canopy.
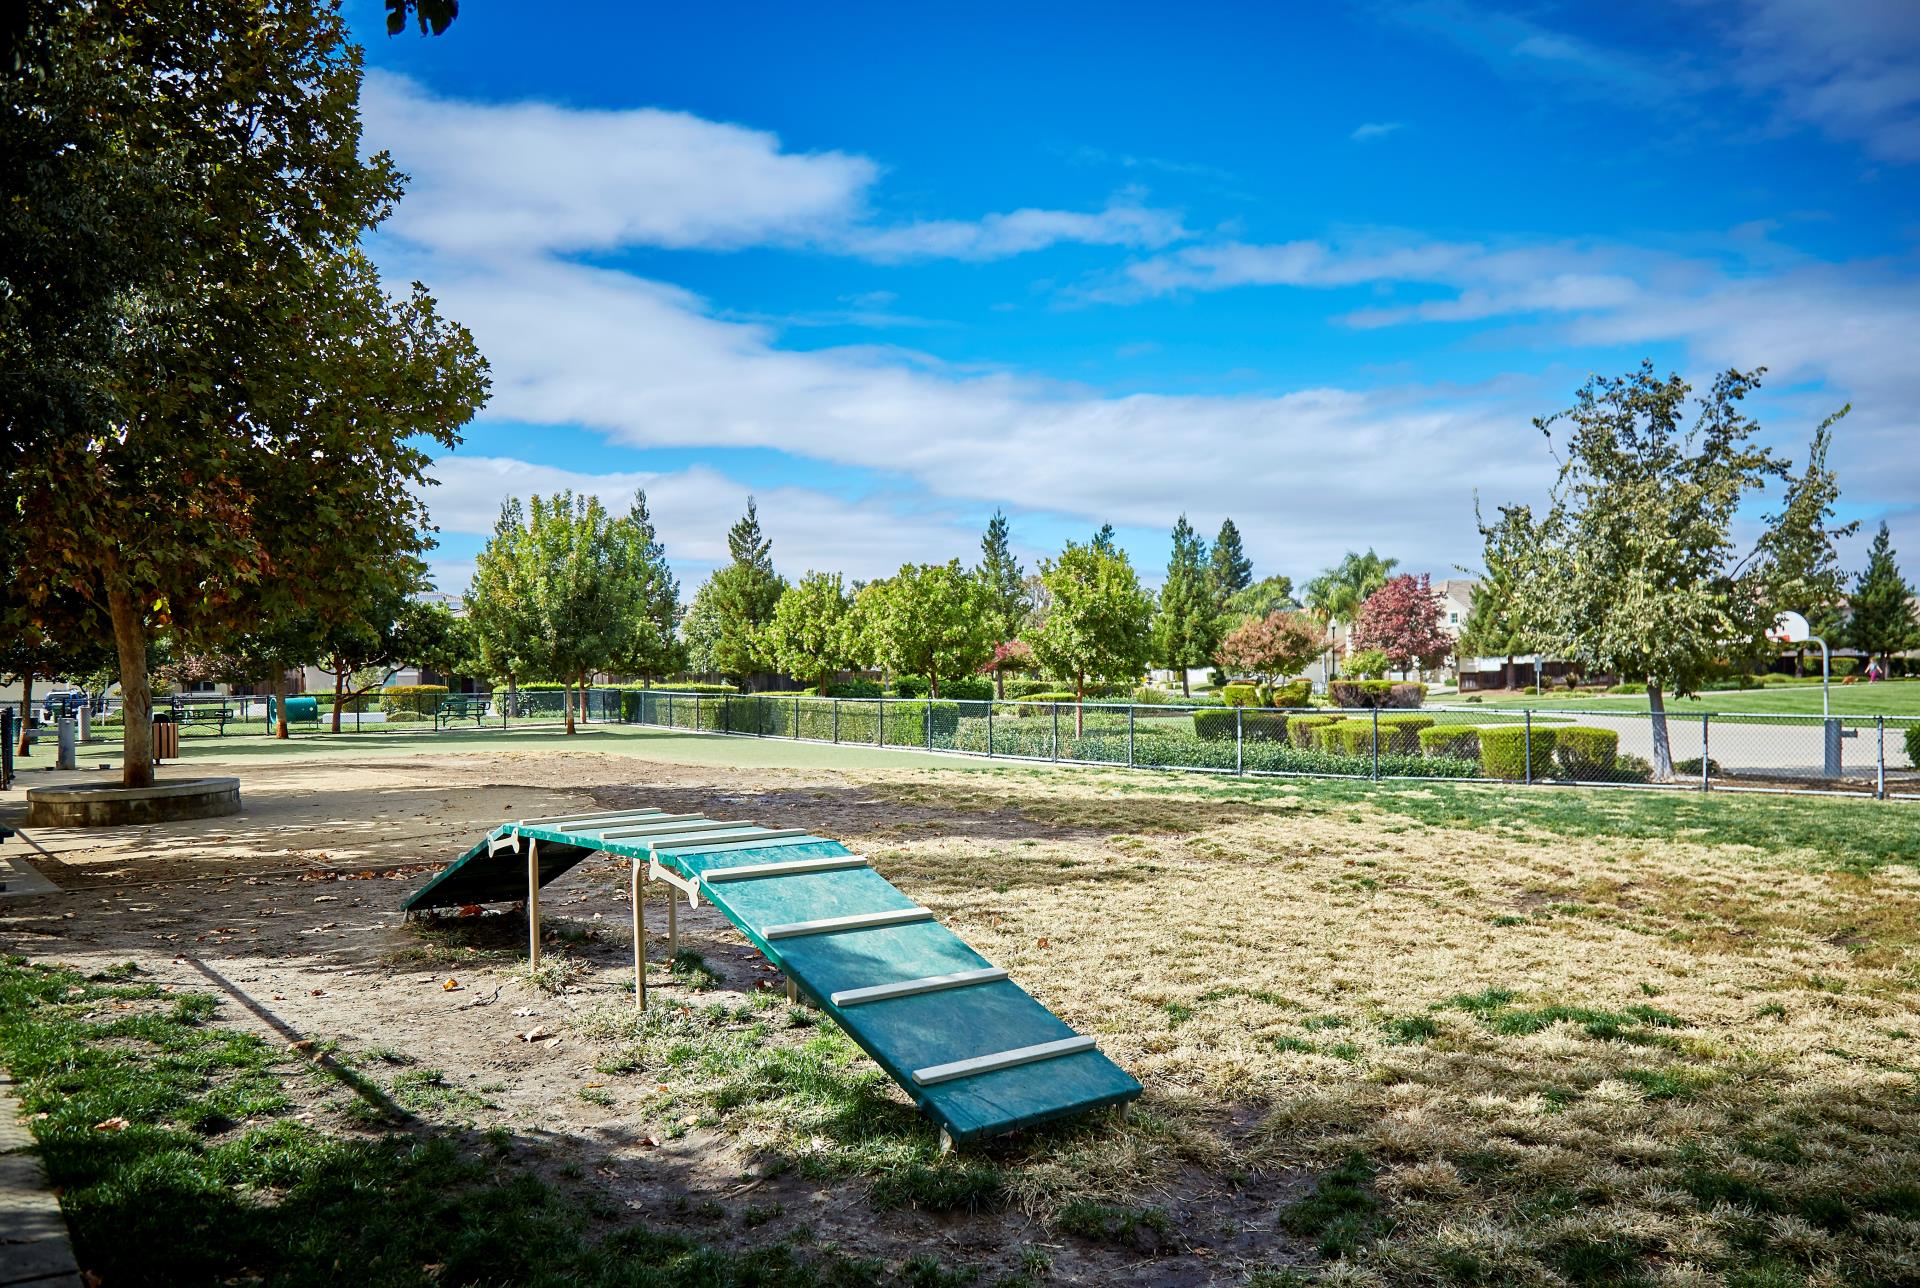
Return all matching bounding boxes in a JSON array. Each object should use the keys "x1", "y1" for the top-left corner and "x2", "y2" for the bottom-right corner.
[
  {"x1": 767, "y1": 572, "x2": 861, "y2": 694},
  {"x1": 855, "y1": 562, "x2": 992, "y2": 698},
  {"x1": 704, "y1": 500, "x2": 787, "y2": 683},
  {"x1": 976, "y1": 511, "x2": 1031, "y2": 647},
  {"x1": 1209, "y1": 519, "x2": 1253, "y2": 606},
  {"x1": 1214, "y1": 611, "x2": 1319, "y2": 686},
  {"x1": 1350, "y1": 574, "x2": 1453, "y2": 674},
  {"x1": 1031, "y1": 540, "x2": 1153, "y2": 725},
  {"x1": 1152, "y1": 515, "x2": 1215, "y2": 695},
  {"x1": 2, "y1": 1, "x2": 488, "y2": 783},
  {"x1": 1498, "y1": 364, "x2": 1796, "y2": 779},
  {"x1": 1848, "y1": 524, "x2": 1919, "y2": 669},
  {"x1": 1756, "y1": 415, "x2": 1856, "y2": 665}
]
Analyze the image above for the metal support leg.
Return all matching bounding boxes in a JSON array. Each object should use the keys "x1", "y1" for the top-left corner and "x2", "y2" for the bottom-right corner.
[
  {"x1": 631, "y1": 857, "x2": 646, "y2": 1011},
  {"x1": 667, "y1": 887, "x2": 679, "y2": 958},
  {"x1": 786, "y1": 978, "x2": 798, "y2": 1003},
  {"x1": 938, "y1": 1127, "x2": 955, "y2": 1157},
  {"x1": 526, "y1": 838, "x2": 541, "y2": 970}
]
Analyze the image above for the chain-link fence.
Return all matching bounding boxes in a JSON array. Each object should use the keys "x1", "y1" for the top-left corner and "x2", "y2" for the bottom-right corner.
[{"x1": 597, "y1": 689, "x2": 1920, "y2": 801}]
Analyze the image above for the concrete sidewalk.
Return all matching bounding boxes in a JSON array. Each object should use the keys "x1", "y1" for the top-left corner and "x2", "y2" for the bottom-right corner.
[{"x1": 0, "y1": 1075, "x2": 81, "y2": 1288}]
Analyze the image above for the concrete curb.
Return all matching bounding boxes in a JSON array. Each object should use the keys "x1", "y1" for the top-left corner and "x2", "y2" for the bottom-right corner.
[{"x1": 0, "y1": 1075, "x2": 82, "y2": 1288}]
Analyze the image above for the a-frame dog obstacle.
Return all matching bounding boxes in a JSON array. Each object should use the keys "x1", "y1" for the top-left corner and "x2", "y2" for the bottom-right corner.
[{"x1": 403, "y1": 807, "x2": 1140, "y2": 1148}]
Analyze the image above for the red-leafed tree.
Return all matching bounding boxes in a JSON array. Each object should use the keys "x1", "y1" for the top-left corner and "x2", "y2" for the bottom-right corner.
[
  {"x1": 983, "y1": 639, "x2": 1036, "y2": 697},
  {"x1": 1350, "y1": 574, "x2": 1453, "y2": 674},
  {"x1": 1213, "y1": 611, "x2": 1319, "y2": 685}
]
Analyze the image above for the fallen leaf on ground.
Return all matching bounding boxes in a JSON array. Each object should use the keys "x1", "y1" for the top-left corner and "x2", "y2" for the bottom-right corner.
[
  {"x1": 517, "y1": 1026, "x2": 556, "y2": 1042},
  {"x1": 442, "y1": 978, "x2": 460, "y2": 991},
  {"x1": 93, "y1": 1117, "x2": 130, "y2": 1132}
]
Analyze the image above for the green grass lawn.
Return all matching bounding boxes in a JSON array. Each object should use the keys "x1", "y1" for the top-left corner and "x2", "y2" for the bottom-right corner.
[
  {"x1": 1463, "y1": 679, "x2": 1920, "y2": 717},
  {"x1": 0, "y1": 958, "x2": 993, "y2": 1287}
]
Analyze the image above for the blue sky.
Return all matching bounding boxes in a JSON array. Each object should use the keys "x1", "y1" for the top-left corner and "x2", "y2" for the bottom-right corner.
[{"x1": 348, "y1": 0, "x2": 1920, "y2": 594}]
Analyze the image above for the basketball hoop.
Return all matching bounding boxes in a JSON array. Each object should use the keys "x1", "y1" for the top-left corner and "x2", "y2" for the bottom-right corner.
[{"x1": 1769, "y1": 611, "x2": 1810, "y2": 645}]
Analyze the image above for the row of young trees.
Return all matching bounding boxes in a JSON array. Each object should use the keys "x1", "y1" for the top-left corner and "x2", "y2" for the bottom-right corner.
[
  {"x1": 1, "y1": 2, "x2": 488, "y2": 783},
  {"x1": 1464, "y1": 364, "x2": 1919, "y2": 779}
]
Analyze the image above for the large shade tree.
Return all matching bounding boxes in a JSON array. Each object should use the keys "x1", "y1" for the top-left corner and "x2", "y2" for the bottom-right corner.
[
  {"x1": 1499, "y1": 364, "x2": 1804, "y2": 780},
  {"x1": 2, "y1": 1, "x2": 488, "y2": 785}
]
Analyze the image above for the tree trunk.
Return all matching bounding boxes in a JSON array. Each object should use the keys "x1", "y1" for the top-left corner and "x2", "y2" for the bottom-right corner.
[
  {"x1": 929, "y1": 672, "x2": 938, "y2": 700},
  {"x1": 1074, "y1": 672, "x2": 1085, "y2": 736},
  {"x1": 1503, "y1": 654, "x2": 1514, "y2": 691},
  {"x1": 15, "y1": 669, "x2": 30, "y2": 757},
  {"x1": 995, "y1": 669, "x2": 1005, "y2": 700},
  {"x1": 107, "y1": 588, "x2": 153, "y2": 788},
  {"x1": 271, "y1": 668, "x2": 289, "y2": 739},
  {"x1": 564, "y1": 679, "x2": 576, "y2": 735},
  {"x1": 331, "y1": 658, "x2": 346, "y2": 733},
  {"x1": 1180, "y1": 665, "x2": 1190, "y2": 697},
  {"x1": 1646, "y1": 680, "x2": 1674, "y2": 782}
]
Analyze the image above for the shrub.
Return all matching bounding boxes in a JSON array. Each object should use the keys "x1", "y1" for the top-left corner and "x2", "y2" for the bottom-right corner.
[
  {"x1": 1220, "y1": 684, "x2": 1261, "y2": 708},
  {"x1": 1290, "y1": 715, "x2": 1343, "y2": 749},
  {"x1": 1522, "y1": 685, "x2": 1539, "y2": 695},
  {"x1": 1374, "y1": 714, "x2": 1435, "y2": 753},
  {"x1": 1001, "y1": 677, "x2": 1124, "y2": 699},
  {"x1": 1673, "y1": 756, "x2": 1720, "y2": 777},
  {"x1": 1268, "y1": 679, "x2": 1313, "y2": 708},
  {"x1": 824, "y1": 678, "x2": 882, "y2": 698},
  {"x1": 950, "y1": 719, "x2": 1479, "y2": 779},
  {"x1": 1478, "y1": 725, "x2": 1556, "y2": 779},
  {"x1": 1831, "y1": 657, "x2": 1859, "y2": 677},
  {"x1": 1419, "y1": 725, "x2": 1481, "y2": 759},
  {"x1": 1328, "y1": 680, "x2": 1426, "y2": 709},
  {"x1": 380, "y1": 684, "x2": 447, "y2": 717},
  {"x1": 1554, "y1": 727, "x2": 1620, "y2": 780},
  {"x1": 1014, "y1": 691, "x2": 1080, "y2": 707},
  {"x1": 716, "y1": 693, "x2": 960, "y2": 744},
  {"x1": 1192, "y1": 709, "x2": 1236, "y2": 741},
  {"x1": 1606, "y1": 683, "x2": 1642, "y2": 695},
  {"x1": 1194, "y1": 708, "x2": 1289, "y2": 742},
  {"x1": 1344, "y1": 648, "x2": 1390, "y2": 680},
  {"x1": 1613, "y1": 753, "x2": 1653, "y2": 783},
  {"x1": 661, "y1": 682, "x2": 739, "y2": 695}
]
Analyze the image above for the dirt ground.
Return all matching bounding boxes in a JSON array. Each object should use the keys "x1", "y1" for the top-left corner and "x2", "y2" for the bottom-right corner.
[
  {"x1": 4, "y1": 741, "x2": 1919, "y2": 1286},
  {"x1": 2, "y1": 750, "x2": 1286, "y2": 1285}
]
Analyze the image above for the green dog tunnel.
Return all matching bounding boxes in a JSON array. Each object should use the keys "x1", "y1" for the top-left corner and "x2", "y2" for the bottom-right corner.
[{"x1": 402, "y1": 808, "x2": 1141, "y2": 1147}]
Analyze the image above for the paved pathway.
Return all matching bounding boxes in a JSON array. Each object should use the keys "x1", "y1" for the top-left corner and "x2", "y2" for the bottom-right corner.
[{"x1": 0, "y1": 1075, "x2": 81, "y2": 1288}]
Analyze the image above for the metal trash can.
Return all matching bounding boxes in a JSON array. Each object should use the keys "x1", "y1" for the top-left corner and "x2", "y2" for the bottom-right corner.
[{"x1": 153, "y1": 711, "x2": 180, "y2": 761}]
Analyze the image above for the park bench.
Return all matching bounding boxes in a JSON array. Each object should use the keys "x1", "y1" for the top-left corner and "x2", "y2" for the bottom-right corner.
[
  {"x1": 435, "y1": 694, "x2": 492, "y2": 729},
  {"x1": 170, "y1": 699, "x2": 233, "y2": 736}
]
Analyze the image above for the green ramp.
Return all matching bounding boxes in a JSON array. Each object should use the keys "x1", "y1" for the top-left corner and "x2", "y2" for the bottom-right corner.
[{"x1": 403, "y1": 807, "x2": 1141, "y2": 1145}]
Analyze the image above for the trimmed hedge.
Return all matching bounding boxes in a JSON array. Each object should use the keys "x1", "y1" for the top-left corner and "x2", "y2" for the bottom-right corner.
[
  {"x1": 1328, "y1": 680, "x2": 1426, "y2": 709},
  {"x1": 1192, "y1": 709, "x2": 1289, "y2": 742},
  {"x1": 893, "y1": 675, "x2": 995, "y2": 701},
  {"x1": 1419, "y1": 725, "x2": 1481, "y2": 759},
  {"x1": 824, "y1": 678, "x2": 882, "y2": 698},
  {"x1": 1478, "y1": 725, "x2": 1555, "y2": 779},
  {"x1": 948, "y1": 718, "x2": 1478, "y2": 778},
  {"x1": 1268, "y1": 680, "x2": 1313, "y2": 709},
  {"x1": 1289, "y1": 714, "x2": 1343, "y2": 749},
  {"x1": 1906, "y1": 723, "x2": 1920, "y2": 767},
  {"x1": 659, "y1": 682, "x2": 739, "y2": 694},
  {"x1": 1554, "y1": 727, "x2": 1619, "y2": 780},
  {"x1": 1220, "y1": 684, "x2": 1261, "y2": 708},
  {"x1": 638, "y1": 691, "x2": 960, "y2": 744},
  {"x1": 381, "y1": 684, "x2": 447, "y2": 717},
  {"x1": 1000, "y1": 677, "x2": 1122, "y2": 699}
]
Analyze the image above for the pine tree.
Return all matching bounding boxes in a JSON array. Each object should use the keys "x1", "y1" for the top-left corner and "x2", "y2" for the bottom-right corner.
[
  {"x1": 1152, "y1": 516, "x2": 1215, "y2": 695},
  {"x1": 707, "y1": 498, "x2": 787, "y2": 684},
  {"x1": 976, "y1": 511, "x2": 1031, "y2": 697},
  {"x1": 1756, "y1": 416, "x2": 1856, "y2": 674},
  {"x1": 1091, "y1": 523, "x2": 1117, "y2": 553},
  {"x1": 1209, "y1": 519, "x2": 1252, "y2": 606},
  {"x1": 1848, "y1": 523, "x2": 1919, "y2": 671}
]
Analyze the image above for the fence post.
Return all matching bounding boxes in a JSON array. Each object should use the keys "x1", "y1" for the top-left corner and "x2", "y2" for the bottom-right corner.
[
  {"x1": 832, "y1": 697, "x2": 839, "y2": 745},
  {"x1": 1052, "y1": 703, "x2": 1060, "y2": 761},
  {"x1": 1236, "y1": 707, "x2": 1244, "y2": 776},
  {"x1": 1523, "y1": 710, "x2": 1533, "y2": 786},
  {"x1": 925, "y1": 699, "x2": 933, "y2": 752},
  {"x1": 1700, "y1": 713, "x2": 1711, "y2": 792},
  {"x1": 876, "y1": 697, "x2": 884, "y2": 747},
  {"x1": 793, "y1": 695, "x2": 800, "y2": 740},
  {"x1": 1371, "y1": 707, "x2": 1380, "y2": 781},
  {"x1": 694, "y1": 693, "x2": 700, "y2": 732},
  {"x1": 1876, "y1": 716, "x2": 1886, "y2": 800},
  {"x1": 987, "y1": 700, "x2": 994, "y2": 758},
  {"x1": 1127, "y1": 705, "x2": 1135, "y2": 769}
]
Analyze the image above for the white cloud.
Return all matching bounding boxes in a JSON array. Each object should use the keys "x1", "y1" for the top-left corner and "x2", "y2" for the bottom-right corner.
[
  {"x1": 364, "y1": 72, "x2": 876, "y2": 256},
  {"x1": 420, "y1": 456, "x2": 984, "y2": 586},
  {"x1": 364, "y1": 73, "x2": 1189, "y2": 263},
  {"x1": 1722, "y1": 0, "x2": 1920, "y2": 163},
  {"x1": 1350, "y1": 121, "x2": 1404, "y2": 142}
]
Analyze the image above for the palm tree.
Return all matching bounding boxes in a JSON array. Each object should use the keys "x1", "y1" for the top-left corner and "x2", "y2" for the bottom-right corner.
[{"x1": 1304, "y1": 550, "x2": 1397, "y2": 678}]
